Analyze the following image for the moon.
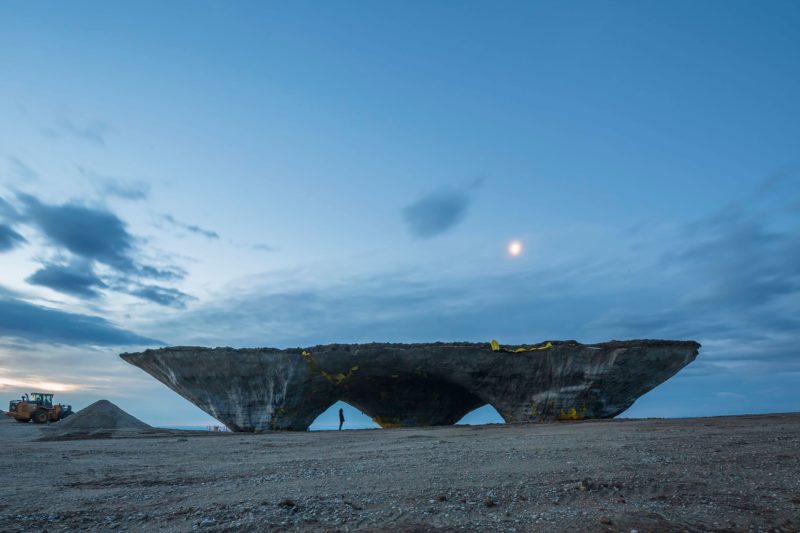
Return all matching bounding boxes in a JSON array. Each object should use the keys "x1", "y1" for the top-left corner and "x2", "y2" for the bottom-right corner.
[{"x1": 508, "y1": 240, "x2": 522, "y2": 257}]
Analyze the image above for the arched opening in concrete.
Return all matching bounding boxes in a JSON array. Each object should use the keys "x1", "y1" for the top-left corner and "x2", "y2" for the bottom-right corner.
[
  {"x1": 339, "y1": 375, "x2": 488, "y2": 428},
  {"x1": 455, "y1": 404, "x2": 506, "y2": 426},
  {"x1": 308, "y1": 400, "x2": 381, "y2": 431}
]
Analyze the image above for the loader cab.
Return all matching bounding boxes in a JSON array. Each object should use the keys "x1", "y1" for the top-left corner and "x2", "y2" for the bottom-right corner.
[{"x1": 28, "y1": 393, "x2": 53, "y2": 407}]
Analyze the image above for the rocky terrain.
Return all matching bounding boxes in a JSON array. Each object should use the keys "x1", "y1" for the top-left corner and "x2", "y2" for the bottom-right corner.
[
  {"x1": 121, "y1": 340, "x2": 700, "y2": 431},
  {"x1": 1, "y1": 411, "x2": 798, "y2": 532}
]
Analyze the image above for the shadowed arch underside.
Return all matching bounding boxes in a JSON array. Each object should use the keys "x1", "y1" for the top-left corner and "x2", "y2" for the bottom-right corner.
[{"x1": 120, "y1": 340, "x2": 699, "y2": 432}]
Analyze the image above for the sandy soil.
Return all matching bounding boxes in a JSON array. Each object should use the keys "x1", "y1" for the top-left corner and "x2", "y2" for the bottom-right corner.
[{"x1": 1, "y1": 413, "x2": 799, "y2": 532}]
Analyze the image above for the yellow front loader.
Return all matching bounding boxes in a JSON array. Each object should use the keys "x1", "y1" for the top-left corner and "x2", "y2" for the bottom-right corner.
[{"x1": 6, "y1": 393, "x2": 73, "y2": 424}]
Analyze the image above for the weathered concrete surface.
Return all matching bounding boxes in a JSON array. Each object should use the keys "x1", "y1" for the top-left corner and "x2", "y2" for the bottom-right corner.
[{"x1": 120, "y1": 340, "x2": 700, "y2": 432}]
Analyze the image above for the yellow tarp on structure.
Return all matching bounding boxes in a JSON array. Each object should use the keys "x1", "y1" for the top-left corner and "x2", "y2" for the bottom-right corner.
[{"x1": 490, "y1": 339, "x2": 553, "y2": 353}]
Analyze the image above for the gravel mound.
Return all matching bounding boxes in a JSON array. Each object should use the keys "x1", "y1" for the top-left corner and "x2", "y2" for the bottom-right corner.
[{"x1": 40, "y1": 400, "x2": 155, "y2": 440}]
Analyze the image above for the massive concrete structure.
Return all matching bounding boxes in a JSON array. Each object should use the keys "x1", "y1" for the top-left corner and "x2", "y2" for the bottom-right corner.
[{"x1": 121, "y1": 340, "x2": 699, "y2": 432}]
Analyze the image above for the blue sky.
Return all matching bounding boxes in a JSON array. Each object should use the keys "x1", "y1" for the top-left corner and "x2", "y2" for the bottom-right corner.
[{"x1": 1, "y1": 1, "x2": 798, "y2": 429}]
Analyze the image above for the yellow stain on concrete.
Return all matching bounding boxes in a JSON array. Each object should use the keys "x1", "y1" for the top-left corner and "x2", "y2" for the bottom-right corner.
[{"x1": 371, "y1": 416, "x2": 402, "y2": 428}]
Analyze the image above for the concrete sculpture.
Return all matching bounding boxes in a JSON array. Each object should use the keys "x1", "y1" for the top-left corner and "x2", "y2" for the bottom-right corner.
[{"x1": 121, "y1": 339, "x2": 699, "y2": 431}]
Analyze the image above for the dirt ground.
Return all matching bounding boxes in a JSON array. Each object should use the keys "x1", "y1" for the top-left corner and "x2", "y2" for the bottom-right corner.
[{"x1": 1, "y1": 413, "x2": 799, "y2": 532}]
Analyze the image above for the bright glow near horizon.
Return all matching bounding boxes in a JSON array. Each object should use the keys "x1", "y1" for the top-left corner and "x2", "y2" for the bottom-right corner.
[
  {"x1": 0, "y1": 376, "x2": 80, "y2": 393},
  {"x1": 508, "y1": 240, "x2": 523, "y2": 257}
]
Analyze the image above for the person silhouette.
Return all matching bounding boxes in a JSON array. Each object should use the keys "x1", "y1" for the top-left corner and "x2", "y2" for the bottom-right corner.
[{"x1": 338, "y1": 407, "x2": 345, "y2": 430}]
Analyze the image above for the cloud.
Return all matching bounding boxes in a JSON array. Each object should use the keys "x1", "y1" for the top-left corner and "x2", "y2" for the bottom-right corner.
[
  {"x1": 122, "y1": 283, "x2": 194, "y2": 309},
  {"x1": 751, "y1": 168, "x2": 796, "y2": 200},
  {"x1": 252, "y1": 243, "x2": 277, "y2": 252},
  {"x1": 585, "y1": 207, "x2": 800, "y2": 377},
  {"x1": 147, "y1": 263, "x2": 583, "y2": 349},
  {"x1": 19, "y1": 193, "x2": 134, "y2": 266},
  {"x1": 26, "y1": 261, "x2": 107, "y2": 299},
  {"x1": 0, "y1": 197, "x2": 20, "y2": 222},
  {"x1": 44, "y1": 118, "x2": 111, "y2": 146},
  {"x1": 402, "y1": 188, "x2": 472, "y2": 238},
  {"x1": 15, "y1": 193, "x2": 190, "y2": 305},
  {"x1": 0, "y1": 296, "x2": 162, "y2": 346},
  {"x1": 676, "y1": 210, "x2": 800, "y2": 310},
  {"x1": 78, "y1": 166, "x2": 150, "y2": 201},
  {"x1": 0, "y1": 224, "x2": 26, "y2": 252},
  {"x1": 8, "y1": 157, "x2": 38, "y2": 181},
  {"x1": 160, "y1": 214, "x2": 219, "y2": 240},
  {"x1": 128, "y1": 264, "x2": 186, "y2": 282}
]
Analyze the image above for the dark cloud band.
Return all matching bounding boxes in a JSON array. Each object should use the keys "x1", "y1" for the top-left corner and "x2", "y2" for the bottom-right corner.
[
  {"x1": 26, "y1": 262, "x2": 107, "y2": 299},
  {"x1": 0, "y1": 224, "x2": 26, "y2": 252},
  {"x1": 0, "y1": 296, "x2": 162, "y2": 346},
  {"x1": 160, "y1": 214, "x2": 220, "y2": 240}
]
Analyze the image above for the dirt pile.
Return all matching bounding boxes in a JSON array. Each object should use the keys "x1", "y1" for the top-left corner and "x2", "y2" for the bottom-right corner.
[{"x1": 40, "y1": 400, "x2": 156, "y2": 440}]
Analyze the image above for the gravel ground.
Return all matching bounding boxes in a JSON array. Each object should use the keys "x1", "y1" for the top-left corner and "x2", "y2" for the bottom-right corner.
[{"x1": 1, "y1": 413, "x2": 799, "y2": 532}]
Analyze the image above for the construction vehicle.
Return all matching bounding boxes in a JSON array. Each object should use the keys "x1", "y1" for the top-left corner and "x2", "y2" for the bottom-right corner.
[{"x1": 6, "y1": 393, "x2": 73, "y2": 424}]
